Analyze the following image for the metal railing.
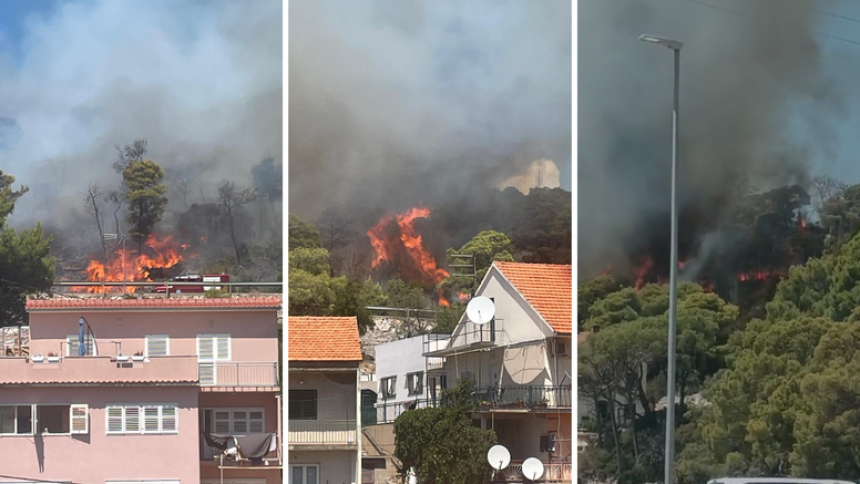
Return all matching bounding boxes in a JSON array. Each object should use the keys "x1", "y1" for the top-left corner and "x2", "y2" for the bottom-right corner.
[
  {"x1": 373, "y1": 385, "x2": 573, "y2": 423},
  {"x1": 474, "y1": 385, "x2": 572, "y2": 409},
  {"x1": 198, "y1": 362, "x2": 279, "y2": 387},
  {"x1": 496, "y1": 461, "x2": 573, "y2": 483},
  {"x1": 445, "y1": 318, "x2": 510, "y2": 350},
  {"x1": 288, "y1": 420, "x2": 357, "y2": 445},
  {"x1": 201, "y1": 432, "x2": 280, "y2": 462}
]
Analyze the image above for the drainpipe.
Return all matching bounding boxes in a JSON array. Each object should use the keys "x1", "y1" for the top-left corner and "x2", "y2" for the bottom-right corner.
[
  {"x1": 356, "y1": 366, "x2": 362, "y2": 484},
  {"x1": 276, "y1": 392, "x2": 283, "y2": 466}
]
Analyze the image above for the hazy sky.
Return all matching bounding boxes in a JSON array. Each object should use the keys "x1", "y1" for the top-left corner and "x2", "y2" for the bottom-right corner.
[
  {"x1": 0, "y1": 0, "x2": 282, "y2": 228},
  {"x1": 289, "y1": 0, "x2": 572, "y2": 219}
]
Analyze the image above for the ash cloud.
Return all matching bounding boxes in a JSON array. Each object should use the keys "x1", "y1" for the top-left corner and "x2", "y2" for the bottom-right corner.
[
  {"x1": 1, "y1": 0, "x2": 282, "y2": 238},
  {"x1": 579, "y1": 0, "x2": 848, "y2": 275},
  {"x1": 289, "y1": 0, "x2": 572, "y2": 233}
]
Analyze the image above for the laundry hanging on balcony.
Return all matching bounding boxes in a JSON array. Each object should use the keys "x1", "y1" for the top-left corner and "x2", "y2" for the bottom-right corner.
[{"x1": 202, "y1": 430, "x2": 277, "y2": 464}]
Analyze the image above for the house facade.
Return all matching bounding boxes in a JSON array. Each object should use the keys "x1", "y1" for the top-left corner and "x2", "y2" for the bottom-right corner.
[
  {"x1": 0, "y1": 295, "x2": 282, "y2": 484},
  {"x1": 287, "y1": 316, "x2": 362, "y2": 484},
  {"x1": 424, "y1": 261, "x2": 573, "y2": 483},
  {"x1": 373, "y1": 333, "x2": 449, "y2": 423}
]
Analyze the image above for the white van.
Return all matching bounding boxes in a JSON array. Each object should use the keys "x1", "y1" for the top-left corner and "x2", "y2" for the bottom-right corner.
[{"x1": 708, "y1": 478, "x2": 856, "y2": 484}]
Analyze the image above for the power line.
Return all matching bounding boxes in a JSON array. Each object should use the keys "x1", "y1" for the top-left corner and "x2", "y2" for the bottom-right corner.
[{"x1": 680, "y1": 0, "x2": 860, "y2": 47}]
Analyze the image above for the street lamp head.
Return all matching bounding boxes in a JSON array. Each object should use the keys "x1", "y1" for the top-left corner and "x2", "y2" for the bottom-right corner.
[{"x1": 639, "y1": 34, "x2": 683, "y2": 51}]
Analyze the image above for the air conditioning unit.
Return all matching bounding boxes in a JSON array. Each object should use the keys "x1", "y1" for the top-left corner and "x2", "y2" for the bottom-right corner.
[{"x1": 554, "y1": 341, "x2": 569, "y2": 357}]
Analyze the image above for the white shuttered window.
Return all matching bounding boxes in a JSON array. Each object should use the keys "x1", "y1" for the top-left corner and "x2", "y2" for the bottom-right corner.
[
  {"x1": 144, "y1": 334, "x2": 169, "y2": 357},
  {"x1": 106, "y1": 404, "x2": 178, "y2": 434},
  {"x1": 197, "y1": 334, "x2": 231, "y2": 385}
]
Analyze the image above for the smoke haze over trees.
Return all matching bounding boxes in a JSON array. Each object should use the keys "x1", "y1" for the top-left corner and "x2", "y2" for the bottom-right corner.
[
  {"x1": 579, "y1": 0, "x2": 860, "y2": 276},
  {"x1": 0, "y1": 0, "x2": 282, "y2": 252},
  {"x1": 289, "y1": 0, "x2": 571, "y2": 241}
]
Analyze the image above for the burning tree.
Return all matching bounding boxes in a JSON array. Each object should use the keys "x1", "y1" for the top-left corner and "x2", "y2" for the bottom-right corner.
[
  {"x1": 218, "y1": 181, "x2": 257, "y2": 265},
  {"x1": 367, "y1": 205, "x2": 450, "y2": 305},
  {"x1": 123, "y1": 159, "x2": 168, "y2": 251}
]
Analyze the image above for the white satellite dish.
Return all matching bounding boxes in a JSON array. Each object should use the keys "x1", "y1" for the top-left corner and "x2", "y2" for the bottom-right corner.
[
  {"x1": 466, "y1": 296, "x2": 495, "y2": 325},
  {"x1": 522, "y1": 457, "x2": 545, "y2": 480},
  {"x1": 487, "y1": 444, "x2": 511, "y2": 470}
]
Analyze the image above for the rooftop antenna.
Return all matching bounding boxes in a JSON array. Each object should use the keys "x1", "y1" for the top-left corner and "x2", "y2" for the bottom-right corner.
[
  {"x1": 487, "y1": 444, "x2": 511, "y2": 480},
  {"x1": 522, "y1": 457, "x2": 545, "y2": 482},
  {"x1": 536, "y1": 160, "x2": 544, "y2": 189},
  {"x1": 466, "y1": 296, "x2": 495, "y2": 325}
]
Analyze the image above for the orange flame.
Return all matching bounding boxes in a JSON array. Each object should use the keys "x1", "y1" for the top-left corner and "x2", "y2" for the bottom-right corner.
[
  {"x1": 75, "y1": 234, "x2": 191, "y2": 293},
  {"x1": 367, "y1": 205, "x2": 450, "y2": 303},
  {"x1": 633, "y1": 256, "x2": 653, "y2": 290}
]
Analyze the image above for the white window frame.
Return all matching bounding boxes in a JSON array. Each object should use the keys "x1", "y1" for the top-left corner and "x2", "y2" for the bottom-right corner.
[
  {"x1": 144, "y1": 334, "x2": 170, "y2": 357},
  {"x1": 207, "y1": 407, "x2": 266, "y2": 435},
  {"x1": 289, "y1": 464, "x2": 320, "y2": 484},
  {"x1": 66, "y1": 334, "x2": 95, "y2": 356},
  {"x1": 196, "y1": 333, "x2": 232, "y2": 361},
  {"x1": 0, "y1": 403, "x2": 89, "y2": 436},
  {"x1": 105, "y1": 404, "x2": 179, "y2": 435},
  {"x1": 197, "y1": 334, "x2": 232, "y2": 386}
]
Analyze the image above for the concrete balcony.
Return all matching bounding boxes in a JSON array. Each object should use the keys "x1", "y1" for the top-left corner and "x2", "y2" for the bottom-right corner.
[
  {"x1": 498, "y1": 461, "x2": 573, "y2": 483},
  {"x1": 198, "y1": 362, "x2": 279, "y2": 390},
  {"x1": 0, "y1": 355, "x2": 199, "y2": 386},
  {"x1": 287, "y1": 420, "x2": 358, "y2": 450}
]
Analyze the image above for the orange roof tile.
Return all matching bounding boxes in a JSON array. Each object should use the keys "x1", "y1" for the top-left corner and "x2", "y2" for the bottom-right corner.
[
  {"x1": 27, "y1": 296, "x2": 282, "y2": 310},
  {"x1": 288, "y1": 316, "x2": 362, "y2": 361},
  {"x1": 493, "y1": 261, "x2": 572, "y2": 334}
]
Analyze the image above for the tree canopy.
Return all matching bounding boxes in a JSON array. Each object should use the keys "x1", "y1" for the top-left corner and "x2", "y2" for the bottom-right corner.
[
  {"x1": 0, "y1": 170, "x2": 54, "y2": 326},
  {"x1": 123, "y1": 159, "x2": 168, "y2": 247}
]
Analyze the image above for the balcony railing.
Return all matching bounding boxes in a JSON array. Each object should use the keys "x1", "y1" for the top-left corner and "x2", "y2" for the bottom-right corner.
[
  {"x1": 474, "y1": 385, "x2": 572, "y2": 409},
  {"x1": 373, "y1": 385, "x2": 572, "y2": 423},
  {"x1": 288, "y1": 420, "x2": 357, "y2": 446},
  {"x1": 198, "y1": 362, "x2": 279, "y2": 387},
  {"x1": 201, "y1": 432, "x2": 281, "y2": 464},
  {"x1": 496, "y1": 461, "x2": 573, "y2": 483}
]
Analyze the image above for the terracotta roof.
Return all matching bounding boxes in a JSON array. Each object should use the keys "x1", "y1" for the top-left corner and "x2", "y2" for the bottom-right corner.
[
  {"x1": 288, "y1": 316, "x2": 362, "y2": 361},
  {"x1": 27, "y1": 296, "x2": 282, "y2": 310},
  {"x1": 493, "y1": 261, "x2": 572, "y2": 334}
]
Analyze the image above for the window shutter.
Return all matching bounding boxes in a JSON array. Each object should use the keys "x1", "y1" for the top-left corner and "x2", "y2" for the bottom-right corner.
[
  {"x1": 162, "y1": 406, "x2": 177, "y2": 432},
  {"x1": 144, "y1": 406, "x2": 160, "y2": 433},
  {"x1": 216, "y1": 335, "x2": 230, "y2": 360},
  {"x1": 125, "y1": 406, "x2": 140, "y2": 432},
  {"x1": 146, "y1": 335, "x2": 169, "y2": 357},
  {"x1": 107, "y1": 406, "x2": 123, "y2": 433},
  {"x1": 198, "y1": 336, "x2": 214, "y2": 360},
  {"x1": 70, "y1": 405, "x2": 88, "y2": 434},
  {"x1": 67, "y1": 336, "x2": 78, "y2": 356}
]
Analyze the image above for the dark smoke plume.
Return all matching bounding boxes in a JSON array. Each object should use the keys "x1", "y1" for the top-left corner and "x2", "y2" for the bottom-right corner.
[
  {"x1": 579, "y1": 0, "x2": 848, "y2": 276},
  {"x1": 289, "y1": 0, "x2": 572, "y2": 243}
]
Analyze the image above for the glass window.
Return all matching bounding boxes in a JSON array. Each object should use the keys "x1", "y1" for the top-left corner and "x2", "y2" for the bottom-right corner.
[{"x1": 288, "y1": 390, "x2": 318, "y2": 420}]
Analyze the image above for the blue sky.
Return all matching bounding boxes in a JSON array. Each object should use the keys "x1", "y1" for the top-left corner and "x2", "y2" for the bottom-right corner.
[{"x1": 0, "y1": 0, "x2": 281, "y2": 227}]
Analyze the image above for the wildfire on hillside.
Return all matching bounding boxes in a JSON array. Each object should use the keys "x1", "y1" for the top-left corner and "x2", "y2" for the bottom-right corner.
[
  {"x1": 367, "y1": 205, "x2": 450, "y2": 305},
  {"x1": 74, "y1": 234, "x2": 193, "y2": 293}
]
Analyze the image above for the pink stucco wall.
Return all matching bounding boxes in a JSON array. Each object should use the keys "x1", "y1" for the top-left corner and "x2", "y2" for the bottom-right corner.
[
  {"x1": 28, "y1": 309, "x2": 279, "y2": 362},
  {"x1": 0, "y1": 355, "x2": 198, "y2": 384},
  {"x1": 0, "y1": 385, "x2": 200, "y2": 484}
]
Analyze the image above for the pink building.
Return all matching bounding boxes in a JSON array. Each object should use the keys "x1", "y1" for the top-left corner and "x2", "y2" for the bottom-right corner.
[{"x1": 0, "y1": 296, "x2": 283, "y2": 484}]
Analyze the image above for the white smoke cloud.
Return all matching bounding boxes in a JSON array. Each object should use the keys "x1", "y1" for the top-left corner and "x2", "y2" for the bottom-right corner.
[
  {"x1": 499, "y1": 159, "x2": 561, "y2": 194},
  {"x1": 0, "y1": 0, "x2": 281, "y2": 229}
]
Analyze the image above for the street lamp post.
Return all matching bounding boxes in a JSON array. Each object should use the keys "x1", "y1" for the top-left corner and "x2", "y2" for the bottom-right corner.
[{"x1": 639, "y1": 33, "x2": 683, "y2": 484}]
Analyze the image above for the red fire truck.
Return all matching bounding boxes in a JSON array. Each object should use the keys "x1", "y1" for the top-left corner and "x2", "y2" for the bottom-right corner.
[{"x1": 153, "y1": 274, "x2": 230, "y2": 293}]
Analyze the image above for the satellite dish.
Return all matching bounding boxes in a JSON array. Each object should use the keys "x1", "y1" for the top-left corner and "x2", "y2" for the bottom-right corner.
[
  {"x1": 466, "y1": 296, "x2": 495, "y2": 325},
  {"x1": 522, "y1": 457, "x2": 545, "y2": 480},
  {"x1": 487, "y1": 444, "x2": 511, "y2": 470}
]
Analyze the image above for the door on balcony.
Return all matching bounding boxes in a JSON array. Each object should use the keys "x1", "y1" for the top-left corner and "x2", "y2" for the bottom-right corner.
[
  {"x1": 201, "y1": 407, "x2": 265, "y2": 459},
  {"x1": 290, "y1": 464, "x2": 319, "y2": 484},
  {"x1": 197, "y1": 333, "x2": 231, "y2": 385}
]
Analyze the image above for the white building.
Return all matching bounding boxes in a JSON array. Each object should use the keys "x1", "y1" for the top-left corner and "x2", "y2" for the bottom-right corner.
[{"x1": 374, "y1": 333, "x2": 450, "y2": 423}]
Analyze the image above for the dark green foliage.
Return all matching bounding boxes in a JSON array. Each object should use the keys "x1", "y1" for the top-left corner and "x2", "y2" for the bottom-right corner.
[
  {"x1": 123, "y1": 159, "x2": 168, "y2": 247},
  {"x1": 394, "y1": 379, "x2": 496, "y2": 484},
  {"x1": 0, "y1": 170, "x2": 54, "y2": 326}
]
